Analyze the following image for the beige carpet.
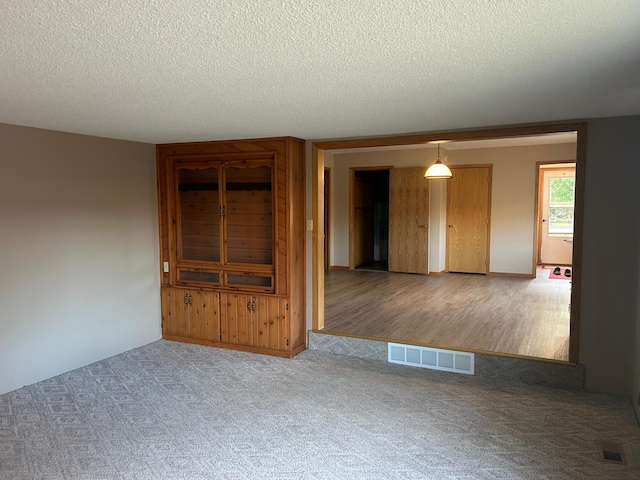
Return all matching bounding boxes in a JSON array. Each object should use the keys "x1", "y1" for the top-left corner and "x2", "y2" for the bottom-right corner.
[{"x1": 1, "y1": 340, "x2": 638, "y2": 479}]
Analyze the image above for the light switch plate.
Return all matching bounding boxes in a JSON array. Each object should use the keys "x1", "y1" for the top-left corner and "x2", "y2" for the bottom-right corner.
[
  {"x1": 163, "y1": 261, "x2": 169, "y2": 273},
  {"x1": 307, "y1": 220, "x2": 313, "y2": 231}
]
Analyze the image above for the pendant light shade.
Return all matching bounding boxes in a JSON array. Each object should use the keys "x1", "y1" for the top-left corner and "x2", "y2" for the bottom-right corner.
[{"x1": 424, "y1": 143, "x2": 452, "y2": 179}]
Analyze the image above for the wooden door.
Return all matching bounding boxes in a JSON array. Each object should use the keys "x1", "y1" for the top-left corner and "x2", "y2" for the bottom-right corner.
[
  {"x1": 220, "y1": 293, "x2": 254, "y2": 346},
  {"x1": 189, "y1": 290, "x2": 218, "y2": 342},
  {"x1": 388, "y1": 168, "x2": 430, "y2": 274},
  {"x1": 254, "y1": 296, "x2": 289, "y2": 351},
  {"x1": 161, "y1": 287, "x2": 190, "y2": 338},
  {"x1": 447, "y1": 166, "x2": 491, "y2": 273}
]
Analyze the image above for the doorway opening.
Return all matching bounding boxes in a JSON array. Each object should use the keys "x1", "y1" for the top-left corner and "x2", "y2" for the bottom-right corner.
[
  {"x1": 537, "y1": 163, "x2": 576, "y2": 270},
  {"x1": 324, "y1": 168, "x2": 331, "y2": 271},
  {"x1": 313, "y1": 124, "x2": 586, "y2": 364},
  {"x1": 349, "y1": 168, "x2": 390, "y2": 271}
]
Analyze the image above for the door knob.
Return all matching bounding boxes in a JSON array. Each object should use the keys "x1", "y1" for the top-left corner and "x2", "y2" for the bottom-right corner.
[{"x1": 448, "y1": 224, "x2": 455, "y2": 228}]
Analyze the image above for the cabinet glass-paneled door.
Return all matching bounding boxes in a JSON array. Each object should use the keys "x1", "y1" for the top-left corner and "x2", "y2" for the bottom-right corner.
[
  {"x1": 223, "y1": 163, "x2": 274, "y2": 266},
  {"x1": 176, "y1": 163, "x2": 221, "y2": 263}
]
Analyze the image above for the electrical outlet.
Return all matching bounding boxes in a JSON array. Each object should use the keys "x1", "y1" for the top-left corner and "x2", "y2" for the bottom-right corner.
[{"x1": 306, "y1": 219, "x2": 313, "y2": 231}]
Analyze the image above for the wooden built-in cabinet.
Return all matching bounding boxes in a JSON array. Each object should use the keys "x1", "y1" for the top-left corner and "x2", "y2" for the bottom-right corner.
[{"x1": 157, "y1": 137, "x2": 305, "y2": 357}]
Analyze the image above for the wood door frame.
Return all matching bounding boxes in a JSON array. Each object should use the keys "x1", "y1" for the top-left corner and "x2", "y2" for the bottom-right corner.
[
  {"x1": 312, "y1": 122, "x2": 586, "y2": 364},
  {"x1": 348, "y1": 166, "x2": 393, "y2": 270},
  {"x1": 445, "y1": 164, "x2": 493, "y2": 274},
  {"x1": 535, "y1": 161, "x2": 576, "y2": 267}
]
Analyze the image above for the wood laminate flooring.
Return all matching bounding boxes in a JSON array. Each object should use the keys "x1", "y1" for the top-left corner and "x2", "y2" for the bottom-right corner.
[{"x1": 323, "y1": 267, "x2": 571, "y2": 361}]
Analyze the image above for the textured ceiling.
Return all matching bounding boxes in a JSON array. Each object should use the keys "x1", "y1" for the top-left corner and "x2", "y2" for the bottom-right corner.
[{"x1": 2, "y1": 1, "x2": 639, "y2": 144}]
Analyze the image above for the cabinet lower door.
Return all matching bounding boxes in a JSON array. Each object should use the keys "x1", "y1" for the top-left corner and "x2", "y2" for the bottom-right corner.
[
  {"x1": 161, "y1": 287, "x2": 218, "y2": 343},
  {"x1": 254, "y1": 296, "x2": 289, "y2": 352},
  {"x1": 220, "y1": 293, "x2": 254, "y2": 346},
  {"x1": 161, "y1": 287, "x2": 190, "y2": 338},
  {"x1": 219, "y1": 294, "x2": 288, "y2": 352},
  {"x1": 189, "y1": 290, "x2": 218, "y2": 342}
]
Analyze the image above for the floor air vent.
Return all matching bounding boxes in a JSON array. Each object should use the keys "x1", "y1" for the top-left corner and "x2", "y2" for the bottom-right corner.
[
  {"x1": 388, "y1": 343, "x2": 474, "y2": 375},
  {"x1": 599, "y1": 440, "x2": 625, "y2": 464}
]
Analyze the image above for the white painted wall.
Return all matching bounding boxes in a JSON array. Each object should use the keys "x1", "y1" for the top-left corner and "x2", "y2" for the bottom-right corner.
[
  {"x1": 328, "y1": 143, "x2": 575, "y2": 273},
  {"x1": 0, "y1": 123, "x2": 160, "y2": 395}
]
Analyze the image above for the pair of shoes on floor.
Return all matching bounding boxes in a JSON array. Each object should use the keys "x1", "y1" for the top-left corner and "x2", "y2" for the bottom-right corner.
[{"x1": 552, "y1": 266, "x2": 572, "y2": 277}]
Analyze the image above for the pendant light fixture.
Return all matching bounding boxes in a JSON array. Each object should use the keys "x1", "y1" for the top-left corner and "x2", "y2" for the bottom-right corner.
[{"x1": 424, "y1": 142, "x2": 452, "y2": 179}]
